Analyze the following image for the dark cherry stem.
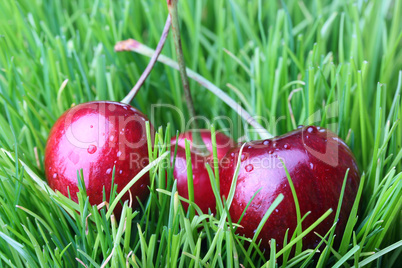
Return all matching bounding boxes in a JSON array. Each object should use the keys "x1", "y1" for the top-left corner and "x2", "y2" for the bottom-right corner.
[
  {"x1": 167, "y1": 0, "x2": 208, "y2": 155},
  {"x1": 121, "y1": 15, "x2": 172, "y2": 104}
]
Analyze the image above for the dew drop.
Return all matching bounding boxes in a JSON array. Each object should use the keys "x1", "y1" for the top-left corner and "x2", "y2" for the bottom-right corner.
[
  {"x1": 110, "y1": 135, "x2": 115, "y2": 141},
  {"x1": 307, "y1": 126, "x2": 317, "y2": 133},
  {"x1": 231, "y1": 152, "x2": 235, "y2": 158},
  {"x1": 283, "y1": 143, "x2": 290, "y2": 149},
  {"x1": 245, "y1": 164, "x2": 254, "y2": 172},
  {"x1": 263, "y1": 139, "x2": 270, "y2": 146},
  {"x1": 117, "y1": 151, "x2": 122, "y2": 157},
  {"x1": 297, "y1": 125, "x2": 304, "y2": 129},
  {"x1": 247, "y1": 145, "x2": 253, "y2": 149},
  {"x1": 275, "y1": 209, "x2": 279, "y2": 213},
  {"x1": 268, "y1": 150, "x2": 274, "y2": 154},
  {"x1": 106, "y1": 168, "x2": 112, "y2": 175},
  {"x1": 114, "y1": 160, "x2": 117, "y2": 164},
  {"x1": 52, "y1": 173, "x2": 58, "y2": 179},
  {"x1": 309, "y1": 163, "x2": 314, "y2": 169},
  {"x1": 119, "y1": 170, "x2": 123, "y2": 174},
  {"x1": 273, "y1": 142, "x2": 277, "y2": 148},
  {"x1": 141, "y1": 159, "x2": 148, "y2": 167},
  {"x1": 241, "y1": 154, "x2": 248, "y2": 162},
  {"x1": 87, "y1": 144, "x2": 97, "y2": 154}
]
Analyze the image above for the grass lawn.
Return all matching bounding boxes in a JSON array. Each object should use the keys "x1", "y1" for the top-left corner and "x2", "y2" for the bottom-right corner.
[{"x1": 0, "y1": 0, "x2": 401, "y2": 267}]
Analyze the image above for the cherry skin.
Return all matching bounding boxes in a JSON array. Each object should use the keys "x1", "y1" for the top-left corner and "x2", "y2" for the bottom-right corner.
[
  {"x1": 219, "y1": 126, "x2": 360, "y2": 253},
  {"x1": 45, "y1": 101, "x2": 153, "y2": 212},
  {"x1": 170, "y1": 130, "x2": 235, "y2": 214},
  {"x1": 171, "y1": 130, "x2": 235, "y2": 159}
]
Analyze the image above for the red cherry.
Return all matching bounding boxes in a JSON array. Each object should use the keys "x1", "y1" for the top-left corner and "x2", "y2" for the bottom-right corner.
[
  {"x1": 45, "y1": 101, "x2": 153, "y2": 212},
  {"x1": 219, "y1": 126, "x2": 360, "y2": 253},
  {"x1": 171, "y1": 130, "x2": 235, "y2": 159},
  {"x1": 170, "y1": 130, "x2": 234, "y2": 213}
]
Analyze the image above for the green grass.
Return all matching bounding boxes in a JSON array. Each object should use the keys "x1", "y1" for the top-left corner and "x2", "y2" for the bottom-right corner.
[{"x1": 0, "y1": 0, "x2": 401, "y2": 267}]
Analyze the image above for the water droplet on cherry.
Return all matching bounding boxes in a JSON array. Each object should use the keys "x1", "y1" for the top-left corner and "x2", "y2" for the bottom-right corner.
[
  {"x1": 241, "y1": 154, "x2": 248, "y2": 162},
  {"x1": 141, "y1": 159, "x2": 148, "y2": 167},
  {"x1": 283, "y1": 143, "x2": 290, "y2": 149},
  {"x1": 245, "y1": 164, "x2": 254, "y2": 172},
  {"x1": 263, "y1": 140, "x2": 270, "y2": 145},
  {"x1": 106, "y1": 168, "x2": 112, "y2": 175},
  {"x1": 307, "y1": 126, "x2": 317, "y2": 133},
  {"x1": 117, "y1": 151, "x2": 122, "y2": 157},
  {"x1": 53, "y1": 173, "x2": 58, "y2": 179},
  {"x1": 87, "y1": 144, "x2": 97, "y2": 154}
]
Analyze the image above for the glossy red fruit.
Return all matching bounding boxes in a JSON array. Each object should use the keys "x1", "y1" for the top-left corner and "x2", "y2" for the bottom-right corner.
[
  {"x1": 45, "y1": 101, "x2": 152, "y2": 211},
  {"x1": 219, "y1": 126, "x2": 360, "y2": 253},
  {"x1": 171, "y1": 130, "x2": 235, "y2": 159},
  {"x1": 171, "y1": 130, "x2": 234, "y2": 213}
]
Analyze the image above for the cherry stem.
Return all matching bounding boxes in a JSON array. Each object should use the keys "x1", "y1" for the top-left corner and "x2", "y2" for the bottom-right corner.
[
  {"x1": 115, "y1": 40, "x2": 273, "y2": 139},
  {"x1": 120, "y1": 15, "x2": 172, "y2": 104},
  {"x1": 167, "y1": 0, "x2": 208, "y2": 154}
]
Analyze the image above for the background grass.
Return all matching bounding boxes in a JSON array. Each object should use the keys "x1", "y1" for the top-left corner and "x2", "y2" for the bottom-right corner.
[{"x1": 0, "y1": 0, "x2": 401, "y2": 267}]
